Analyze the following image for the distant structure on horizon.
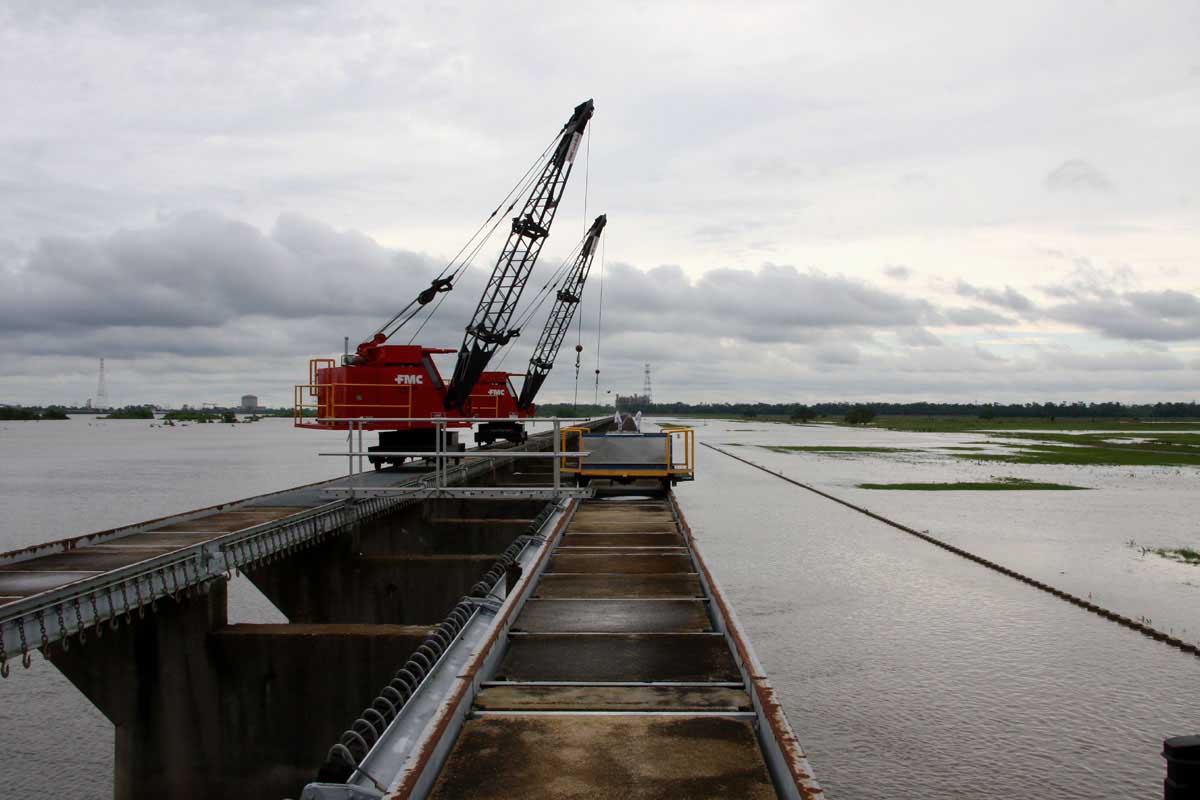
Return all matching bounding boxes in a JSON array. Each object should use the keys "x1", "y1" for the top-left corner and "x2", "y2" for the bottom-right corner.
[
  {"x1": 95, "y1": 358, "x2": 109, "y2": 410},
  {"x1": 240, "y1": 394, "x2": 261, "y2": 412},
  {"x1": 615, "y1": 393, "x2": 650, "y2": 412},
  {"x1": 616, "y1": 363, "x2": 653, "y2": 412}
]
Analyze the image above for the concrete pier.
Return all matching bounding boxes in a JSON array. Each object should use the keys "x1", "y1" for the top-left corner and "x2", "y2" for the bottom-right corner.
[
  {"x1": 0, "y1": 427, "x2": 581, "y2": 799},
  {"x1": 50, "y1": 584, "x2": 431, "y2": 799}
]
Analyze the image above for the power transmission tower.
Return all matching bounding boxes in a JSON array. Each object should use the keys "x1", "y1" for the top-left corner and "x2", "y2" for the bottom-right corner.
[
  {"x1": 96, "y1": 358, "x2": 109, "y2": 409},
  {"x1": 643, "y1": 363, "x2": 652, "y2": 404}
]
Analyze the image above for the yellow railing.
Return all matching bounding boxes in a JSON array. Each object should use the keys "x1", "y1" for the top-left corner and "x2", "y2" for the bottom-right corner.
[
  {"x1": 659, "y1": 425, "x2": 696, "y2": 477},
  {"x1": 293, "y1": 381, "x2": 414, "y2": 426},
  {"x1": 308, "y1": 358, "x2": 336, "y2": 396},
  {"x1": 559, "y1": 426, "x2": 590, "y2": 474},
  {"x1": 558, "y1": 425, "x2": 695, "y2": 480}
]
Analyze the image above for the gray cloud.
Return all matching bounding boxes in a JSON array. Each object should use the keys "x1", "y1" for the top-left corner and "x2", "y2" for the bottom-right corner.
[
  {"x1": 1040, "y1": 348, "x2": 1185, "y2": 372},
  {"x1": 1044, "y1": 159, "x2": 1113, "y2": 193},
  {"x1": 941, "y1": 306, "x2": 1015, "y2": 326},
  {"x1": 3, "y1": 2, "x2": 1199, "y2": 405},
  {"x1": 1049, "y1": 289, "x2": 1200, "y2": 342},
  {"x1": 896, "y1": 327, "x2": 943, "y2": 347},
  {"x1": 955, "y1": 281, "x2": 1036, "y2": 313}
]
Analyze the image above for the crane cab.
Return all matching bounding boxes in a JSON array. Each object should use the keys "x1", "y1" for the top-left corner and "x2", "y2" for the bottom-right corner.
[{"x1": 294, "y1": 345, "x2": 471, "y2": 469}]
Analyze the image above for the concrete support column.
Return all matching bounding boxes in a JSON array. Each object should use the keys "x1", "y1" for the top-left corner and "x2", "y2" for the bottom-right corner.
[
  {"x1": 50, "y1": 584, "x2": 229, "y2": 800},
  {"x1": 50, "y1": 583, "x2": 431, "y2": 800}
]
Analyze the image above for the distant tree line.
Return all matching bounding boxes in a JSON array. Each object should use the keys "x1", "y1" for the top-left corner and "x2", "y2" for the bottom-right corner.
[
  {"x1": 104, "y1": 406, "x2": 155, "y2": 419},
  {"x1": 537, "y1": 400, "x2": 1199, "y2": 421},
  {"x1": 0, "y1": 406, "x2": 69, "y2": 420}
]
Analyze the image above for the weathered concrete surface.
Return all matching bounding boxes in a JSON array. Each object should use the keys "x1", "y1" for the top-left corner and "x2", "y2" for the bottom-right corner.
[
  {"x1": 210, "y1": 622, "x2": 430, "y2": 798},
  {"x1": 514, "y1": 599, "x2": 711, "y2": 633},
  {"x1": 428, "y1": 715, "x2": 778, "y2": 799},
  {"x1": 534, "y1": 573, "x2": 703, "y2": 598},
  {"x1": 247, "y1": 548, "x2": 500, "y2": 625},
  {"x1": 475, "y1": 684, "x2": 752, "y2": 712},
  {"x1": 566, "y1": 520, "x2": 678, "y2": 533},
  {"x1": 246, "y1": 499, "x2": 538, "y2": 624},
  {"x1": 49, "y1": 585, "x2": 432, "y2": 800},
  {"x1": 148, "y1": 507, "x2": 308, "y2": 532},
  {"x1": 560, "y1": 531, "x2": 684, "y2": 547},
  {"x1": 495, "y1": 633, "x2": 741, "y2": 682},
  {"x1": 50, "y1": 585, "x2": 229, "y2": 800},
  {"x1": 548, "y1": 552, "x2": 694, "y2": 574}
]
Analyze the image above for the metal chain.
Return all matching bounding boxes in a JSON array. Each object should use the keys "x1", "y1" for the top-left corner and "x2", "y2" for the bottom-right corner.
[
  {"x1": 55, "y1": 604, "x2": 69, "y2": 652},
  {"x1": 17, "y1": 617, "x2": 31, "y2": 668},
  {"x1": 89, "y1": 592, "x2": 103, "y2": 638},
  {"x1": 36, "y1": 610, "x2": 49, "y2": 654},
  {"x1": 120, "y1": 582, "x2": 132, "y2": 623},
  {"x1": 72, "y1": 597, "x2": 85, "y2": 644},
  {"x1": 106, "y1": 587, "x2": 120, "y2": 629},
  {"x1": 133, "y1": 576, "x2": 145, "y2": 618}
]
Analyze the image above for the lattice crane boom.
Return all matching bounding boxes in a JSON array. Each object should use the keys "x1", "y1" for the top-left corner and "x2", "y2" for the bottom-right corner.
[
  {"x1": 516, "y1": 214, "x2": 606, "y2": 409},
  {"x1": 443, "y1": 98, "x2": 594, "y2": 410}
]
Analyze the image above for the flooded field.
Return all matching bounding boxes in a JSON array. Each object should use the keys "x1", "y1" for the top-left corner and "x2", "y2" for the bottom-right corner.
[
  {"x1": 676, "y1": 419, "x2": 1200, "y2": 642},
  {"x1": 0, "y1": 416, "x2": 1197, "y2": 798},
  {"x1": 671, "y1": 418, "x2": 1200, "y2": 799}
]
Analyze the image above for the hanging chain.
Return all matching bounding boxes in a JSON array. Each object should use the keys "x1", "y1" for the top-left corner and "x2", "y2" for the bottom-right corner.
[
  {"x1": 18, "y1": 617, "x2": 31, "y2": 668},
  {"x1": 36, "y1": 610, "x2": 49, "y2": 653}
]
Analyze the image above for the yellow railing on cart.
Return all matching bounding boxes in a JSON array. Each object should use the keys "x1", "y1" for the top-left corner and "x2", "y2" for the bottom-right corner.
[
  {"x1": 559, "y1": 425, "x2": 695, "y2": 479},
  {"x1": 293, "y1": 382, "x2": 414, "y2": 425}
]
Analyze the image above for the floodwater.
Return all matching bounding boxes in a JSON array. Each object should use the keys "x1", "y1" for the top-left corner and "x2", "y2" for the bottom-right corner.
[
  {"x1": 672, "y1": 419, "x2": 1200, "y2": 799},
  {"x1": 0, "y1": 416, "x2": 1197, "y2": 798}
]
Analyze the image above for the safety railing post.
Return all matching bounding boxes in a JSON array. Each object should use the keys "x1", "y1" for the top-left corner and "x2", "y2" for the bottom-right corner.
[
  {"x1": 553, "y1": 419, "x2": 561, "y2": 494},
  {"x1": 357, "y1": 419, "x2": 364, "y2": 475},
  {"x1": 436, "y1": 420, "x2": 445, "y2": 490}
]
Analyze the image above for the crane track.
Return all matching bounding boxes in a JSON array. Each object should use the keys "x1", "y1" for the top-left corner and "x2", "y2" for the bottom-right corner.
[{"x1": 702, "y1": 442, "x2": 1200, "y2": 659}]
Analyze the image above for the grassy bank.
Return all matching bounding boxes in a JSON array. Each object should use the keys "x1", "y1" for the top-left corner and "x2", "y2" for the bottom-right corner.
[
  {"x1": 764, "y1": 445, "x2": 912, "y2": 454},
  {"x1": 1129, "y1": 540, "x2": 1200, "y2": 565},
  {"x1": 858, "y1": 477, "x2": 1087, "y2": 491},
  {"x1": 866, "y1": 415, "x2": 1200, "y2": 433}
]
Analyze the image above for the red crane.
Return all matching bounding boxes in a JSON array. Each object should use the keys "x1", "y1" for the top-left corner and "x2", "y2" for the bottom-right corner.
[{"x1": 295, "y1": 99, "x2": 596, "y2": 468}]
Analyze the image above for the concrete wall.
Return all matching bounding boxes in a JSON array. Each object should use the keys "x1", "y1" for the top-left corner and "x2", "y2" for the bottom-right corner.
[{"x1": 48, "y1": 489, "x2": 550, "y2": 800}]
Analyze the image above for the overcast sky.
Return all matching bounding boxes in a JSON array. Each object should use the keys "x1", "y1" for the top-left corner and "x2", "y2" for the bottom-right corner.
[{"x1": 2, "y1": 1, "x2": 1198, "y2": 407}]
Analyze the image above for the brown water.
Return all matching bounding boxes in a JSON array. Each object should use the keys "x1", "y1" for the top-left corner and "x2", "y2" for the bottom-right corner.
[
  {"x1": 1, "y1": 417, "x2": 1197, "y2": 798},
  {"x1": 674, "y1": 420, "x2": 1199, "y2": 799}
]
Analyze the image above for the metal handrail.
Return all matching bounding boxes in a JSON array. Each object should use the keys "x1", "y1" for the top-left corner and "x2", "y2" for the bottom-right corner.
[
  {"x1": 324, "y1": 417, "x2": 596, "y2": 499},
  {"x1": 293, "y1": 383, "x2": 415, "y2": 425},
  {"x1": 558, "y1": 424, "x2": 695, "y2": 480}
]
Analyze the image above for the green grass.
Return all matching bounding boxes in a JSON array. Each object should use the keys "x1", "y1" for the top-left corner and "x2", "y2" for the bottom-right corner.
[
  {"x1": 864, "y1": 416, "x2": 1200, "y2": 433},
  {"x1": 954, "y1": 443, "x2": 1200, "y2": 467},
  {"x1": 857, "y1": 477, "x2": 1087, "y2": 491},
  {"x1": 763, "y1": 445, "x2": 912, "y2": 454},
  {"x1": 1163, "y1": 547, "x2": 1200, "y2": 563},
  {"x1": 1128, "y1": 540, "x2": 1200, "y2": 565}
]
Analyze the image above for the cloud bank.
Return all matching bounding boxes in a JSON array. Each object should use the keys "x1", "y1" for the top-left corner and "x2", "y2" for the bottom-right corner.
[{"x1": 2, "y1": 211, "x2": 1197, "y2": 407}]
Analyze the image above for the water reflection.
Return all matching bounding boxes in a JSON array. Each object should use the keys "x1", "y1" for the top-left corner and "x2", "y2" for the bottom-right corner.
[{"x1": 677, "y1": 424, "x2": 1199, "y2": 799}]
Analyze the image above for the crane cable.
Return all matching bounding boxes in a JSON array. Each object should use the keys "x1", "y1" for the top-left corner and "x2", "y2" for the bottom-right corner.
[
  {"x1": 366, "y1": 131, "x2": 559, "y2": 344},
  {"x1": 495, "y1": 123, "x2": 594, "y2": 375},
  {"x1": 490, "y1": 236, "x2": 587, "y2": 370},
  {"x1": 403, "y1": 138, "x2": 559, "y2": 345},
  {"x1": 573, "y1": 126, "x2": 591, "y2": 412},
  {"x1": 593, "y1": 233, "x2": 606, "y2": 406}
]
